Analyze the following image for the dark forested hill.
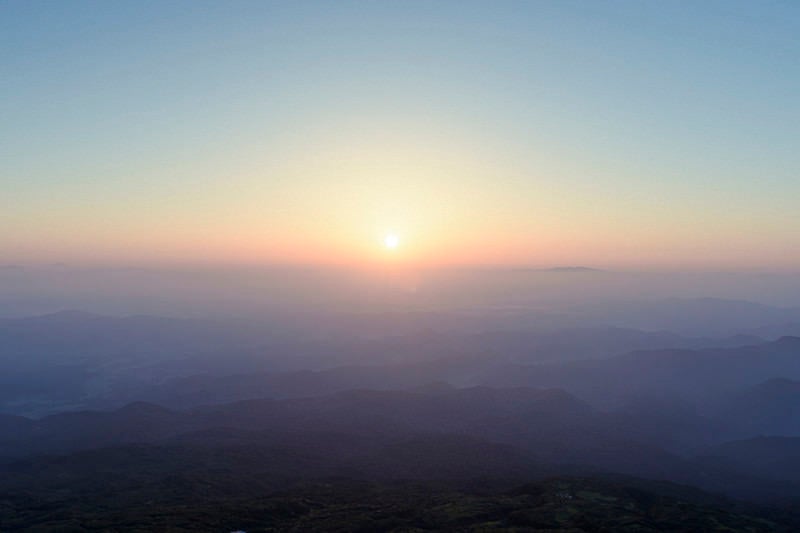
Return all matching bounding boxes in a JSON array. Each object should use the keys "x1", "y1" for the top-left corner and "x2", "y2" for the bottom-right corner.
[{"x1": 0, "y1": 470, "x2": 793, "y2": 532}]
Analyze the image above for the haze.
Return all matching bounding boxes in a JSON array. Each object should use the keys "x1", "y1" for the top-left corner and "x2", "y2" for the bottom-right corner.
[{"x1": 3, "y1": 2, "x2": 800, "y2": 531}]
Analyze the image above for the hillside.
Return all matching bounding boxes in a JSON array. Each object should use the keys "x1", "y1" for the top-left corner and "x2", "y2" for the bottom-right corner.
[{"x1": 0, "y1": 473, "x2": 791, "y2": 532}]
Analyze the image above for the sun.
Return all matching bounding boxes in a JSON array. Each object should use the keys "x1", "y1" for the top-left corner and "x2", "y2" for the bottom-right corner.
[{"x1": 383, "y1": 233, "x2": 400, "y2": 249}]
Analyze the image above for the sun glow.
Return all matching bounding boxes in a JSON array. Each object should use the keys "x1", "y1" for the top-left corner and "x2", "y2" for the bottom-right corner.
[{"x1": 383, "y1": 234, "x2": 400, "y2": 249}]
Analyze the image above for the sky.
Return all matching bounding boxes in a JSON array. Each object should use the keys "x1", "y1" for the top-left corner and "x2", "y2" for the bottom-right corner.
[{"x1": 2, "y1": 1, "x2": 799, "y2": 270}]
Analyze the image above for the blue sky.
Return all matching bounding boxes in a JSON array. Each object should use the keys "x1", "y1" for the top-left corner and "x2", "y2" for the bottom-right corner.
[{"x1": 2, "y1": 1, "x2": 799, "y2": 269}]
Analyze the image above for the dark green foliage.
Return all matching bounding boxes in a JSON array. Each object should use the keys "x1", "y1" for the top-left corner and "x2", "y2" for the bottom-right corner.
[{"x1": 0, "y1": 462, "x2": 793, "y2": 532}]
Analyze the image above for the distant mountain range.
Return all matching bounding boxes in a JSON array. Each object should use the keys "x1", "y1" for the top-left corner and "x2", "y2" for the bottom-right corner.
[
  {"x1": 0, "y1": 305, "x2": 776, "y2": 416},
  {"x1": 3, "y1": 384, "x2": 800, "y2": 509},
  {"x1": 1, "y1": 308, "x2": 800, "y2": 529}
]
